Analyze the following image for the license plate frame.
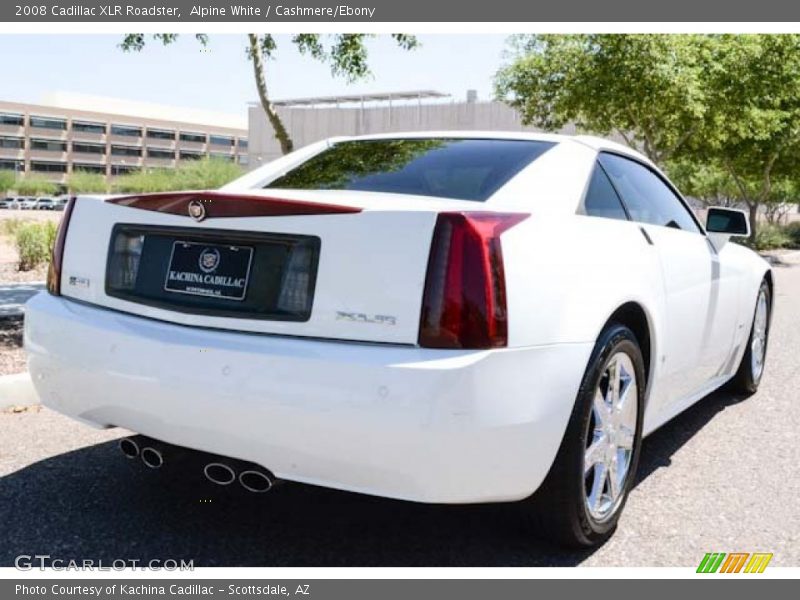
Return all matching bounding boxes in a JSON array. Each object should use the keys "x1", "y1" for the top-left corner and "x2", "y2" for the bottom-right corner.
[{"x1": 163, "y1": 240, "x2": 254, "y2": 301}]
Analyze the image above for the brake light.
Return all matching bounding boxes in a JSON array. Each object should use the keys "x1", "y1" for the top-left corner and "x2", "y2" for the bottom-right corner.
[
  {"x1": 418, "y1": 212, "x2": 528, "y2": 349},
  {"x1": 46, "y1": 196, "x2": 77, "y2": 295}
]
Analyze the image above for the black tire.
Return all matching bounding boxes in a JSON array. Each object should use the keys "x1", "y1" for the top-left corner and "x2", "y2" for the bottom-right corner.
[
  {"x1": 728, "y1": 279, "x2": 771, "y2": 395},
  {"x1": 523, "y1": 323, "x2": 645, "y2": 548}
]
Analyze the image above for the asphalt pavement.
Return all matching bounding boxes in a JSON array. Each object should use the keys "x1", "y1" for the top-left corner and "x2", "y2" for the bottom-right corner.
[{"x1": 1, "y1": 257, "x2": 798, "y2": 567}]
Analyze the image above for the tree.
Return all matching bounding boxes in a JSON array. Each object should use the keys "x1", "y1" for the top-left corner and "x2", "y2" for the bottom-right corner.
[
  {"x1": 695, "y1": 35, "x2": 800, "y2": 238},
  {"x1": 495, "y1": 34, "x2": 709, "y2": 163},
  {"x1": 0, "y1": 170, "x2": 15, "y2": 195},
  {"x1": 665, "y1": 159, "x2": 740, "y2": 207},
  {"x1": 16, "y1": 175, "x2": 57, "y2": 196},
  {"x1": 495, "y1": 34, "x2": 800, "y2": 240},
  {"x1": 120, "y1": 34, "x2": 418, "y2": 155},
  {"x1": 67, "y1": 170, "x2": 108, "y2": 194}
]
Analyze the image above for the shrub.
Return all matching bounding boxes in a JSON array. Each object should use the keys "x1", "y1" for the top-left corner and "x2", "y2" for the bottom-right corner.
[
  {"x1": 784, "y1": 221, "x2": 800, "y2": 248},
  {"x1": 15, "y1": 175, "x2": 58, "y2": 196},
  {"x1": 14, "y1": 221, "x2": 58, "y2": 271},
  {"x1": 1, "y1": 218, "x2": 25, "y2": 237},
  {"x1": 751, "y1": 223, "x2": 792, "y2": 251}
]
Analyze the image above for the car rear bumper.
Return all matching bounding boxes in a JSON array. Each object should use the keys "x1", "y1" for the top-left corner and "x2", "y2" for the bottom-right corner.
[{"x1": 25, "y1": 293, "x2": 592, "y2": 503}]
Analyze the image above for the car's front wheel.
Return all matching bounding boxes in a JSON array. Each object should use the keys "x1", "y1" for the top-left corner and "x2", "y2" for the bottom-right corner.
[
  {"x1": 728, "y1": 279, "x2": 771, "y2": 395},
  {"x1": 524, "y1": 323, "x2": 645, "y2": 547}
]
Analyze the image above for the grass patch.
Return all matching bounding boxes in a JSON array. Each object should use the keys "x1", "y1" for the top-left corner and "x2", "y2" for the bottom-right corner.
[{"x1": 14, "y1": 220, "x2": 57, "y2": 271}]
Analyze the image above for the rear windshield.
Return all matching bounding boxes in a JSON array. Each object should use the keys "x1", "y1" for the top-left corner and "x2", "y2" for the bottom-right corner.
[{"x1": 264, "y1": 138, "x2": 555, "y2": 201}]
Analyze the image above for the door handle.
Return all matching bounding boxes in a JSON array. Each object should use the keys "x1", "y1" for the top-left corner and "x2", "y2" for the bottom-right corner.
[{"x1": 639, "y1": 226, "x2": 654, "y2": 246}]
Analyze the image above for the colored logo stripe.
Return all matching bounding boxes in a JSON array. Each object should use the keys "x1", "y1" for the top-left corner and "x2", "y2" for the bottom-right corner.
[
  {"x1": 697, "y1": 552, "x2": 773, "y2": 573},
  {"x1": 744, "y1": 553, "x2": 773, "y2": 573},
  {"x1": 720, "y1": 553, "x2": 749, "y2": 573}
]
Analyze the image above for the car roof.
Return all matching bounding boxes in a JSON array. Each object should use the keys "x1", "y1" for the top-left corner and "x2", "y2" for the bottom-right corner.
[{"x1": 332, "y1": 131, "x2": 656, "y2": 169}]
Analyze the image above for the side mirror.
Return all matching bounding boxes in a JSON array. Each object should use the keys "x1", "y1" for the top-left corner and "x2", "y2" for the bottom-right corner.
[{"x1": 706, "y1": 207, "x2": 750, "y2": 237}]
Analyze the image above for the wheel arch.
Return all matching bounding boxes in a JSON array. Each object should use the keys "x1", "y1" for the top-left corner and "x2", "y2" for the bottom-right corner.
[{"x1": 602, "y1": 301, "x2": 656, "y2": 409}]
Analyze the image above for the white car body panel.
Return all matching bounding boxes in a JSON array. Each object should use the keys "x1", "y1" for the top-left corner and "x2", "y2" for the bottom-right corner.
[{"x1": 25, "y1": 131, "x2": 772, "y2": 503}]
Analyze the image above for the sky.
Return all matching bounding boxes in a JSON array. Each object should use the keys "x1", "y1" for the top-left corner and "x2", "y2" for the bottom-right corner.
[{"x1": 0, "y1": 34, "x2": 509, "y2": 117}]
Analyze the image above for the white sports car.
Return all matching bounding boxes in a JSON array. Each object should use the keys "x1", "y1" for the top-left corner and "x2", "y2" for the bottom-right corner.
[{"x1": 25, "y1": 133, "x2": 772, "y2": 547}]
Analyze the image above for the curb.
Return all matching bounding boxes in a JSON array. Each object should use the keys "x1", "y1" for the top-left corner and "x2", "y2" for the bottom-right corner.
[{"x1": 0, "y1": 372, "x2": 39, "y2": 410}]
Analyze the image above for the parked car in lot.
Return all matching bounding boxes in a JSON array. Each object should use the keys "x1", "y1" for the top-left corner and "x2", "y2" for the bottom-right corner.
[
  {"x1": 25, "y1": 133, "x2": 772, "y2": 547},
  {"x1": 34, "y1": 197, "x2": 57, "y2": 210},
  {"x1": 0, "y1": 197, "x2": 16, "y2": 209},
  {"x1": 18, "y1": 197, "x2": 38, "y2": 210},
  {"x1": 6, "y1": 197, "x2": 29, "y2": 210},
  {"x1": 53, "y1": 197, "x2": 68, "y2": 211}
]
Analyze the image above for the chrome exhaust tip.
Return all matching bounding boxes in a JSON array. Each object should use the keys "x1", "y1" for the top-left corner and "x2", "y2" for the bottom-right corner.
[
  {"x1": 204, "y1": 462, "x2": 236, "y2": 486},
  {"x1": 141, "y1": 447, "x2": 164, "y2": 469},
  {"x1": 119, "y1": 437, "x2": 140, "y2": 459},
  {"x1": 238, "y1": 469, "x2": 274, "y2": 493}
]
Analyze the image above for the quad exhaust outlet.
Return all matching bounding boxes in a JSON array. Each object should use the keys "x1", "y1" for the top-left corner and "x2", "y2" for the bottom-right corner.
[{"x1": 120, "y1": 435, "x2": 276, "y2": 492}]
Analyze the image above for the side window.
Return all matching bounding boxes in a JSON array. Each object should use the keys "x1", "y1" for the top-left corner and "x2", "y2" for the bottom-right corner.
[
  {"x1": 598, "y1": 153, "x2": 701, "y2": 233},
  {"x1": 583, "y1": 162, "x2": 628, "y2": 221}
]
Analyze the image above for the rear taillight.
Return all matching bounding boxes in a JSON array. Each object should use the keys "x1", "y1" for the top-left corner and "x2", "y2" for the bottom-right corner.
[
  {"x1": 46, "y1": 196, "x2": 77, "y2": 295},
  {"x1": 418, "y1": 212, "x2": 528, "y2": 349}
]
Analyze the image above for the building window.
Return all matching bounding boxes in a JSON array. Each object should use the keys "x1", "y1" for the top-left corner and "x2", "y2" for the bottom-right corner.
[
  {"x1": 30, "y1": 116, "x2": 67, "y2": 130},
  {"x1": 238, "y1": 139, "x2": 249, "y2": 149},
  {"x1": 179, "y1": 150, "x2": 204, "y2": 161},
  {"x1": 0, "y1": 159, "x2": 24, "y2": 171},
  {"x1": 111, "y1": 145, "x2": 142, "y2": 157},
  {"x1": 72, "y1": 163, "x2": 106, "y2": 174},
  {"x1": 30, "y1": 138, "x2": 67, "y2": 152},
  {"x1": 210, "y1": 135, "x2": 235, "y2": 147},
  {"x1": 111, "y1": 125, "x2": 142, "y2": 137},
  {"x1": 179, "y1": 132, "x2": 206, "y2": 144},
  {"x1": 72, "y1": 120, "x2": 106, "y2": 135},
  {"x1": 0, "y1": 136, "x2": 24, "y2": 149},
  {"x1": 210, "y1": 152, "x2": 235, "y2": 161},
  {"x1": 0, "y1": 113, "x2": 24, "y2": 127},
  {"x1": 30, "y1": 161, "x2": 67, "y2": 173},
  {"x1": 147, "y1": 128, "x2": 175, "y2": 141},
  {"x1": 110, "y1": 164, "x2": 138, "y2": 176},
  {"x1": 72, "y1": 142, "x2": 106, "y2": 155},
  {"x1": 147, "y1": 148, "x2": 175, "y2": 160}
]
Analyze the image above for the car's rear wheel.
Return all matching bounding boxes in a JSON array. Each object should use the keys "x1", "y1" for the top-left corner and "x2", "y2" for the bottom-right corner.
[
  {"x1": 728, "y1": 279, "x2": 771, "y2": 395},
  {"x1": 524, "y1": 323, "x2": 645, "y2": 548}
]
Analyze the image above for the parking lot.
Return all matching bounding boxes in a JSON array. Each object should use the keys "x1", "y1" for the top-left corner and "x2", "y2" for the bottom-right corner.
[{"x1": 0, "y1": 254, "x2": 798, "y2": 567}]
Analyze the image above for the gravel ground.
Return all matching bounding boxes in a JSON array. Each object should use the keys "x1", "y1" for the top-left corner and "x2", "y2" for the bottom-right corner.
[
  {"x1": 0, "y1": 318, "x2": 25, "y2": 375},
  {"x1": 0, "y1": 257, "x2": 797, "y2": 567}
]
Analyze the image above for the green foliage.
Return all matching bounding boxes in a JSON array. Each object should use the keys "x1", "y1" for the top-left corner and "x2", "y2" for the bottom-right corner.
[
  {"x1": 748, "y1": 223, "x2": 793, "y2": 251},
  {"x1": 495, "y1": 34, "x2": 800, "y2": 240},
  {"x1": 666, "y1": 160, "x2": 739, "y2": 207},
  {"x1": 268, "y1": 139, "x2": 445, "y2": 189},
  {"x1": 67, "y1": 170, "x2": 108, "y2": 194},
  {"x1": 1, "y1": 218, "x2": 24, "y2": 237},
  {"x1": 120, "y1": 34, "x2": 418, "y2": 155},
  {"x1": 15, "y1": 175, "x2": 57, "y2": 196},
  {"x1": 111, "y1": 158, "x2": 243, "y2": 193},
  {"x1": 784, "y1": 221, "x2": 800, "y2": 248},
  {"x1": 173, "y1": 157, "x2": 244, "y2": 189},
  {"x1": 120, "y1": 33, "x2": 418, "y2": 83},
  {"x1": 0, "y1": 170, "x2": 15, "y2": 194},
  {"x1": 496, "y1": 34, "x2": 709, "y2": 162},
  {"x1": 14, "y1": 221, "x2": 58, "y2": 271}
]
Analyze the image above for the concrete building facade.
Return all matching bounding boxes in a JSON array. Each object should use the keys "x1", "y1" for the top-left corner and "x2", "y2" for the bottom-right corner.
[
  {"x1": 0, "y1": 98, "x2": 249, "y2": 189},
  {"x1": 247, "y1": 91, "x2": 578, "y2": 168}
]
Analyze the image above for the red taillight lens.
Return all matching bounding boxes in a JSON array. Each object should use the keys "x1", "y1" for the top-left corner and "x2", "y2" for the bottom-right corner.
[
  {"x1": 47, "y1": 196, "x2": 77, "y2": 295},
  {"x1": 419, "y1": 212, "x2": 529, "y2": 349}
]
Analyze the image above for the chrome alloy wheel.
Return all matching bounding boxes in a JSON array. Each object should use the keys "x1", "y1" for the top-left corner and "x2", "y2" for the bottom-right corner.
[
  {"x1": 751, "y1": 287, "x2": 769, "y2": 382},
  {"x1": 584, "y1": 352, "x2": 638, "y2": 522}
]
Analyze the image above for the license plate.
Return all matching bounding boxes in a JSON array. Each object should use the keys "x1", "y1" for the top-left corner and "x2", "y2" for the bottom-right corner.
[{"x1": 164, "y1": 241, "x2": 254, "y2": 301}]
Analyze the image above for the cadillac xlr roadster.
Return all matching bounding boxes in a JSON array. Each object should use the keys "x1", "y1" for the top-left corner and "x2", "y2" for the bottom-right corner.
[{"x1": 25, "y1": 133, "x2": 772, "y2": 546}]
